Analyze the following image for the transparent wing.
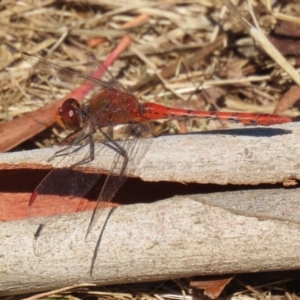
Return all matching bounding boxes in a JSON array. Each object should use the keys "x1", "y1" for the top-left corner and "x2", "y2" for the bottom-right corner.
[
  {"x1": 85, "y1": 122, "x2": 152, "y2": 238},
  {"x1": 27, "y1": 126, "x2": 102, "y2": 227},
  {"x1": 86, "y1": 55, "x2": 127, "y2": 92},
  {"x1": 22, "y1": 52, "x2": 123, "y2": 91},
  {"x1": 30, "y1": 124, "x2": 152, "y2": 255},
  {"x1": 28, "y1": 126, "x2": 103, "y2": 256}
]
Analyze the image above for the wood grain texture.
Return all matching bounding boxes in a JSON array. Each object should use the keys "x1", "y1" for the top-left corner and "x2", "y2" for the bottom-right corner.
[
  {"x1": 1, "y1": 188, "x2": 300, "y2": 296},
  {"x1": 0, "y1": 122, "x2": 299, "y2": 295},
  {"x1": 0, "y1": 122, "x2": 298, "y2": 185}
]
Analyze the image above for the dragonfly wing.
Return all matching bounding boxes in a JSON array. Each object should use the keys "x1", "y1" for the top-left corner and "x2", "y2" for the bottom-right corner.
[
  {"x1": 85, "y1": 122, "x2": 152, "y2": 238},
  {"x1": 86, "y1": 55, "x2": 127, "y2": 92},
  {"x1": 28, "y1": 126, "x2": 101, "y2": 226},
  {"x1": 29, "y1": 130, "x2": 104, "y2": 256},
  {"x1": 22, "y1": 52, "x2": 112, "y2": 89}
]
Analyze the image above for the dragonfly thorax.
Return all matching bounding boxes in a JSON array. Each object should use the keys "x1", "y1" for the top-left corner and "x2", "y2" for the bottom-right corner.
[{"x1": 88, "y1": 88, "x2": 144, "y2": 127}]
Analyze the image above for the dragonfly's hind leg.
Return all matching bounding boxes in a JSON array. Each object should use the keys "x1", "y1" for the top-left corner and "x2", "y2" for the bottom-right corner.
[{"x1": 99, "y1": 128, "x2": 127, "y2": 158}]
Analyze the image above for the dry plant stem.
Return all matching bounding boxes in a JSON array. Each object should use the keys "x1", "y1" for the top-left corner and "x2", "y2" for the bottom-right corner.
[
  {"x1": 222, "y1": 0, "x2": 300, "y2": 86},
  {"x1": 87, "y1": 14, "x2": 149, "y2": 48},
  {"x1": 0, "y1": 35, "x2": 132, "y2": 152},
  {"x1": 1, "y1": 188, "x2": 300, "y2": 296},
  {"x1": 24, "y1": 283, "x2": 95, "y2": 300},
  {"x1": 129, "y1": 34, "x2": 226, "y2": 92}
]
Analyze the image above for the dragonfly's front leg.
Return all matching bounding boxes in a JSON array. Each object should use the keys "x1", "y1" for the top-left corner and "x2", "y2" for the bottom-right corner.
[
  {"x1": 48, "y1": 127, "x2": 95, "y2": 168},
  {"x1": 68, "y1": 129, "x2": 95, "y2": 168}
]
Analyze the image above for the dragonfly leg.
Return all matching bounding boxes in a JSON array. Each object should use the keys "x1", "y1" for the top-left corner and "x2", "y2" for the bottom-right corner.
[
  {"x1": 68, "y1": 129, "x2": 95, "y2": 168},
  {"x1": 48, "y1": 127, "x2": 95, "y2": 168},
  {"x1": 85, "y1": 129, "x2": 129, "y2": 239},
  {"x1": 99, "y1": 128, "x2": 127, "y2": 157},
  {"x1": 47, "y1": 134, "x2": 90, "y2": 162}
]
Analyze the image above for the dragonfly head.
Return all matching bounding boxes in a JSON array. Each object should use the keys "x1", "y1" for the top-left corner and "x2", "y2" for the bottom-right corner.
[{"x1": 55, "y1": 98, "x2": 83, "y2": 131}]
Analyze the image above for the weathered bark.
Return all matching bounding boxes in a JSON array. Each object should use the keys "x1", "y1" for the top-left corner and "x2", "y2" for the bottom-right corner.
[
  {"x1": 1, "y1": 188, "x2": 300, "y2": 296},
  {"x1": 0, "y1": 122, "x2": 298, "y2": 185},
  {"x1": 0, "y1": 122, "x2": 299, "y2": 295}
]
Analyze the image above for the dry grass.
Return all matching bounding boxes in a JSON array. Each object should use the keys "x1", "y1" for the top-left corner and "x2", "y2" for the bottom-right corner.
[
  {"x1": 1, "y1": 0, "x2": 299, "y2": 149},
  {"x1": 1, "y1": 0, "x2": 300, "y2": 298},
  {"x1": 11, "y1": 275, "x2": 300, "y2": 300}
]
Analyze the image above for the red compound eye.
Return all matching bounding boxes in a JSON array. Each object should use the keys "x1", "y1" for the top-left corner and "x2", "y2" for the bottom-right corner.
[{"x1": 55, "y1": 98, "x2": 81, "y2": 130}]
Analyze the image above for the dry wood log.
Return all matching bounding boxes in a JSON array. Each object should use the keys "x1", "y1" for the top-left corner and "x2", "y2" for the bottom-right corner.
[
  {"x1": 0, "y1": 122, "x2": 299, "y2": 185},
  {"x1": 0, "y1": 122, "x2": 298, "y2": 221},
  {"x1": 1, "y1": 188, "x2": 300, "y2": 296},
  {"x1": 0, "y1": 122, "x2": 299, "y2": 295}
]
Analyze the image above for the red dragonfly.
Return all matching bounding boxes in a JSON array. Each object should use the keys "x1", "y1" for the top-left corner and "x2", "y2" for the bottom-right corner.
[{"x1": 22, "y1": 52, "x2": 291, "y2": 239}]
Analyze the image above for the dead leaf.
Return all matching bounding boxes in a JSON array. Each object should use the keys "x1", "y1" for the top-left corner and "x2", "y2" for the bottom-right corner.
[
  {"x1": 190, "y1": 275, "x2": 233, "y2": 299},
  {"x1": 274, "y1": 86, "x2": 300, "y2": 115}
]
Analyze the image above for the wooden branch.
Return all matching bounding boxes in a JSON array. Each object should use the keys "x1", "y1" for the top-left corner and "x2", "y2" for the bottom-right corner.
[
  {"x1": 1, "y1": 122, "x2": 300, "y2": 295},
  {"x1": 0, "y1": 122, "x2": 299, "y2": 185},
  {"x1": 0, "y1": 122, "x2": 298, "y2": 221},
  {"x1": 1, "y1": 188, "x2": 300, "y2": 296}
]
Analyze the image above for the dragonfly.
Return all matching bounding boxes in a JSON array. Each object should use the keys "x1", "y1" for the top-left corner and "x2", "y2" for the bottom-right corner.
[{"x1": 22, "y1": 52, "x2": 291, "y2": 240}]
